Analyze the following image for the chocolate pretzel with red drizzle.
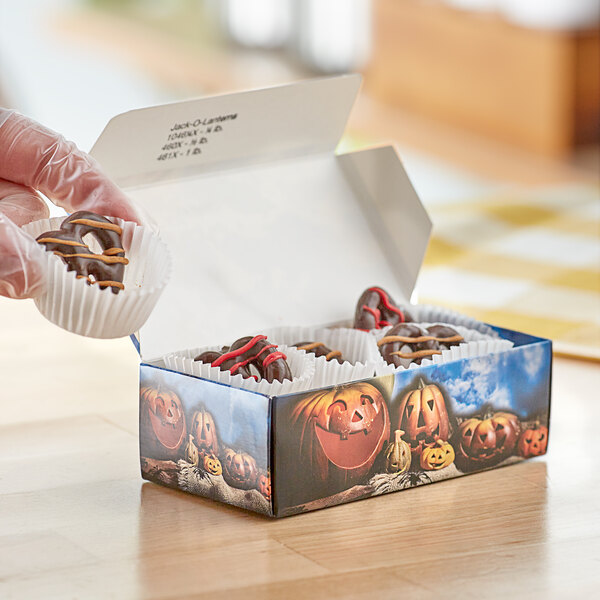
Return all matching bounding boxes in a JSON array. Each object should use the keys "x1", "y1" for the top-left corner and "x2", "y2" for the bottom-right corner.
[
  {"x1": 36, "y1": 211, "x2": 128, "y2": 294},
  {"x1": 354, "y1": 286, "x2": 412, "y2": 331},
  {"x1": 378, "y1": 323, "x2": 464, "y2": 367},
  {"x1": 293, "y1": 341, "x2": 344, "y2": 364},
  {"x1": 195, "y1": 335, "x2": 292, "y2": 383}
]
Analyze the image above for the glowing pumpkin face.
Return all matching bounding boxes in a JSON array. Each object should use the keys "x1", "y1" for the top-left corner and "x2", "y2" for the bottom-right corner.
[
  {"x1": 190, "y1": 408, "x2": 219, "y2": 457},
  {"x1": 420, "y1": 440, "x2": 455, "y2": 470},
  {"x1": 140, "y1": 386, "x2": 186, "y2": 460},
  {"x1": 455, "y1": 411, "x2": 520, "y2": 470},
  {"x1": 518, "y1": 425, "x2": 548, "y2": 458},
  {"x1": 258, "y1": 471, "x2": 272, "y2": 500},
  {"x1": 203, "y1": 453, "x2": 222, "y2": 476},
  {"x1": 385, "y1": 429, "x2": 412, "y2": 474},
  {"x1": 291, "y1": 382, "x2": 390, "y2": 490},
  {"x1": 396, "y1": 380, "x2": 450, "y2": 457},
  {"x1": 222, "y1": 448, "x2": 259, "y2": 490}
]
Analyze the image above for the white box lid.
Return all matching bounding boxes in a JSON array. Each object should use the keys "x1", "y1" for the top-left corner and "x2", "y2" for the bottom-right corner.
[{"x1": 90, "y1": 76, "x2": 432, "y2": 361}]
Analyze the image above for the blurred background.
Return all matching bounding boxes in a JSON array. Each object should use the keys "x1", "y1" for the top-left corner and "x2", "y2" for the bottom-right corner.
[{"x1": 1, "y1": 0, "x2": 599, "y2": 358}]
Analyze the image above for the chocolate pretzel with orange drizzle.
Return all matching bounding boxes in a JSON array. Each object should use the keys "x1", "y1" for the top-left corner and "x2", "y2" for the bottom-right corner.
[
  {"x1": 378, "y1": 323, "x2": 464, "y2": 367},
  {"x1": 36, "y1": 211, "x2": 128, "y2": 294},
  {"x1": 354, "y1": 286, "x2": 412, "y2": 331},
  {"x1": 195, "y1": 335, "x2": 292, "y2": 383},
  {"x1": 293, "y1": 341, "x2": 343, "y2": 364}
]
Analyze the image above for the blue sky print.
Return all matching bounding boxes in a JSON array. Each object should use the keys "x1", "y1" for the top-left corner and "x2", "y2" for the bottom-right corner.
[
  {"x1": 141, "y1": 366, "x2": 270, "y2": 469},
  {"x1": 392, "y1": 342, "x2": 551, "y2": 419}
]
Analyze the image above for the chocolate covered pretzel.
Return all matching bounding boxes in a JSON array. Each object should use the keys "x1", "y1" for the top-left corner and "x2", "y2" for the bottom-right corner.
[
  {"x1": 378, "y1": 323, "x2": 464, "y2": 367},
  {"x1": 293, "y1": 341, "x2": 344, "y2": 364},
  {"x1": 195, "y1": 335, "x2": 292, "y2": 383},
  {"x1": 354, "y1": 286, "x2": 412, "y2": 331},
  {"x1": 36, "y1": 211, "x2": 128, "y2": 294}
]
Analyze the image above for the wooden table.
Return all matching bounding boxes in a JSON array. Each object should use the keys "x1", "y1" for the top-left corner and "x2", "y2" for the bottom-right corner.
[{"x1": 1, "y1": 297, "x2": 598, "y2": 598}]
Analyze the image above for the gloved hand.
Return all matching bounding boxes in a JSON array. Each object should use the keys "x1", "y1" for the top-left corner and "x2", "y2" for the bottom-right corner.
[{"x1": 0, "y1": 108, "x2": 143, "y2": 299}]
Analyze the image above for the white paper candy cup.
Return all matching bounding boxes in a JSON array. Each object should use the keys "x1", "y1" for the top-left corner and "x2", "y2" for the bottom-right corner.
[
  {"x1": 164, "y1": 344, "x2": 315, "y2": 396},
  {"x1": 262, "y1": 326, "x2": 378, "y2": 388},
  {"x1": 409, "y1": 304, "x2": 500, "y2": 338},
  {"x1": 23, "y1": 216, "x2": 171, "y2": 339},
  {"x1": 374, "y1": 322, "x2": 514, "y2": 376}
]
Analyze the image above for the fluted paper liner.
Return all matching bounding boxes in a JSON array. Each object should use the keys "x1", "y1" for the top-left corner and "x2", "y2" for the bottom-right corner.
[
  {"x1": 374, "y1": 321, "x2": 514, "y2": 376},
  {"x1": 353, "y1": 303, "x2": 500, "y2": 339},
  {"x1": 164, "y1": 344, "x2": 315, "y2": 395},
  {"x1": 23, "y1": 216, "x2": 171, "y2": 339},
  {"x1": 408, "y1": 304, "x2": 500, "y2": 338},
  {"x1": 262, "y1": 326, "x2": 378, "y2": 388}
]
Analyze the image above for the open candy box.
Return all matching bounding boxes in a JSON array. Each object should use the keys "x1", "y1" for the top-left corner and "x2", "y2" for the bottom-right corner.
[{"x1": 90, "y1": 75, "x2": 552, "y2": 517}]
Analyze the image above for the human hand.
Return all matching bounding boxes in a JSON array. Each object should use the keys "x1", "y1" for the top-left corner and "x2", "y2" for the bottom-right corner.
[{"x1": 0, "y1": 108, "x2": 144, "y2": 299}]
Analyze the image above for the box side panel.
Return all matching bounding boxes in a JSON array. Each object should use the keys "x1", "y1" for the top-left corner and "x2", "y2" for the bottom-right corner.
[
  {"x1": 273, "y1": 339, "x2": 552, "y2": 516},
  {"x1": 140, "y1": 364, "x2": 273, "y2": 516}
]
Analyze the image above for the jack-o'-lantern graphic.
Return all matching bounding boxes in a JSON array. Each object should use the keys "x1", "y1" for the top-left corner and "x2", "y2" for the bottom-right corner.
[
  {"x1": 222, "y1": 448, "x2": 259, "y2": 490},
  {"x1": 203, "y1": 453, "x2": 223, "y2": 476},
  {"x1": 140, "y1": 386, "x2": 186, "y2": 460},
  {"x1": 420, "y1": 439, "x2": 455, "y2": 470},
  {"x1": 257, "y1": 471, "x2": 272, "y2": 500},
  {"x1": 190, "y1": 408, "x2": 219, "y2": 457},
  {"x1": 185, "y1": 434, "x2": 200, "y2": 466},
  {"x1": 385, "y1": 429, "x2": 412, "y2": 474},
  {"x1": 395, "y1": 379, "x2": 450, "y2": 458},
  {"x1": 291, "y1": 382, "x2": 390, "y2": 491},
  {"x1": 454, "y1": 410, "x2": 520, "y2": 471},
  {"x1": 518, "y1": 423, "x2": 548, "y2": 458}
]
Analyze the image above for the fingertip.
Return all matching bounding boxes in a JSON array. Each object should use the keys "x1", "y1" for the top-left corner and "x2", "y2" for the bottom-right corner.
[
  {"x1": 0, "y1": 215, "x2": 48, "y2": 299},
  {"x1": 0, "y1": 180, "x2": 50, "y2": 226}
]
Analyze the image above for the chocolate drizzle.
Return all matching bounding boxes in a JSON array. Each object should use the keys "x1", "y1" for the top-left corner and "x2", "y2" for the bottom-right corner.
[
  {"x1": 195, "y1": 335, "x2": 292, "y2": 383},
  {"x1": 36, "y1": 211, "x2": 128, "y2": 294},
  {"x1": 293, "y1": 341, "x2": 344, "y2": 364},
  {"x1": 379, "y1": 324, "x2": 464, "y2": 367},
  {"x1": 354, "y1": 286, "x2": 412, "y2": 331}
]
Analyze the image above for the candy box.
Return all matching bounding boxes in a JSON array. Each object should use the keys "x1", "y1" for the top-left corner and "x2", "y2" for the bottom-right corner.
[{"x1": 90, "y1": 76, "x2": 552, "y2": 517}]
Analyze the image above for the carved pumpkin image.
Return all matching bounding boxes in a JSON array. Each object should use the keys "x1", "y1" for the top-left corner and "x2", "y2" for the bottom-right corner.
[
  {"x1": 257, "y1": 471, "x2": 272, "y2": 500},
  {"x1": 222, "y1": 448, "x2": 259, "y2": 490},
  {"x1": 395, "y1": 379, "x2": 450, "y2": 458},
  {"x1": 184, "y1": 434, "x2": 200, "y2": 467},
  {"x1": 190, "y1": 408, "x2": 219, "y2": 457},
  {"x1": 518, "y1": 424, "x2": 548, "y2": 458},
  {"x1": 385, "y1": 429, "x2": 411, "y2": 474},
  {"x1": 454, "y1": 410, "x2": 520, "y2": 471},
  {"x1": 140, "y1": 386, "x2": 186, "y2": 460},
  {"x1": 420, "y1": 439, "x2": 455, "y2": 470},
  {"x1": 291, "y1": 382, "x2": 390, "y2": 491},
  {"x1": 203, "y1": 453, "x2": 223, "y2": 476}
]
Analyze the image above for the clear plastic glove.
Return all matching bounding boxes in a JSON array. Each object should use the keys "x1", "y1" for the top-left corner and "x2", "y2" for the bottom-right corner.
[{"x1": 0, "y1": 108, "x2": 144, "y2": 299}]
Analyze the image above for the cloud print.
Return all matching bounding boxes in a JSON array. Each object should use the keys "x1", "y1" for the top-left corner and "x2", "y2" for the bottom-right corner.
[
  {"x1": 436, "y1": 354, "x2": 514, "y2": 416},
  {"x1": 521, "y1": 345, "x2": 545, "y2": 379}
]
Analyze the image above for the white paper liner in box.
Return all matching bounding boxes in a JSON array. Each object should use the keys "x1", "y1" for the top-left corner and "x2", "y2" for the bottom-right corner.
[
  {"x1": 163, "y1": 344, "x2": 315, "y2": 396},
  {"x1": 374, "y1": 322, "x2": 514, "y2": 376},
  {"x1": 262, "y1": 326, "x2": 378, "y2": 388},
  {"x1": 22, "y1": 216, "x2": 171, "y2": 339},
  {"x1": 409, "y1": 304, "x2": 500, "y2": 338}
]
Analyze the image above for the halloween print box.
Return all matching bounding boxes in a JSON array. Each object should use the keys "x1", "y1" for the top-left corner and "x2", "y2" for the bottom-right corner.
[
  {"x1": 88, "y1": 76, "x2": 552, "y2": 517},
  {"x1": 139, "y1": 327, "x2": 551, "y2": 517}
]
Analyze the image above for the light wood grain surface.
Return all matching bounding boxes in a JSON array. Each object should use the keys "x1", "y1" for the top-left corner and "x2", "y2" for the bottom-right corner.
[{"x1": 1, "y1": 297, "x2": 599, "y2": 599}]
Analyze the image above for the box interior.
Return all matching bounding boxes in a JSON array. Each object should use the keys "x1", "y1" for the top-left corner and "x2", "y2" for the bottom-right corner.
[{"x1": 90, "y1": 76, "x2": 431, "y2": 362}]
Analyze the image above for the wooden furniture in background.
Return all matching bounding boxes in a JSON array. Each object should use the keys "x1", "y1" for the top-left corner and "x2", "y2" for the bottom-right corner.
[{"x1": 367, "y1": 0, "x2": 600, "y2": 156}]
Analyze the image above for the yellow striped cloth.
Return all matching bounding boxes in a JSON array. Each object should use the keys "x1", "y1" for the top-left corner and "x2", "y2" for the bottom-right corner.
[
  {"x1": 339, "y1": 136, "x2": 600, "y2": 359},
  {"x1": 419, "y1": 185, "x2": 600, "y2": 359}
]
